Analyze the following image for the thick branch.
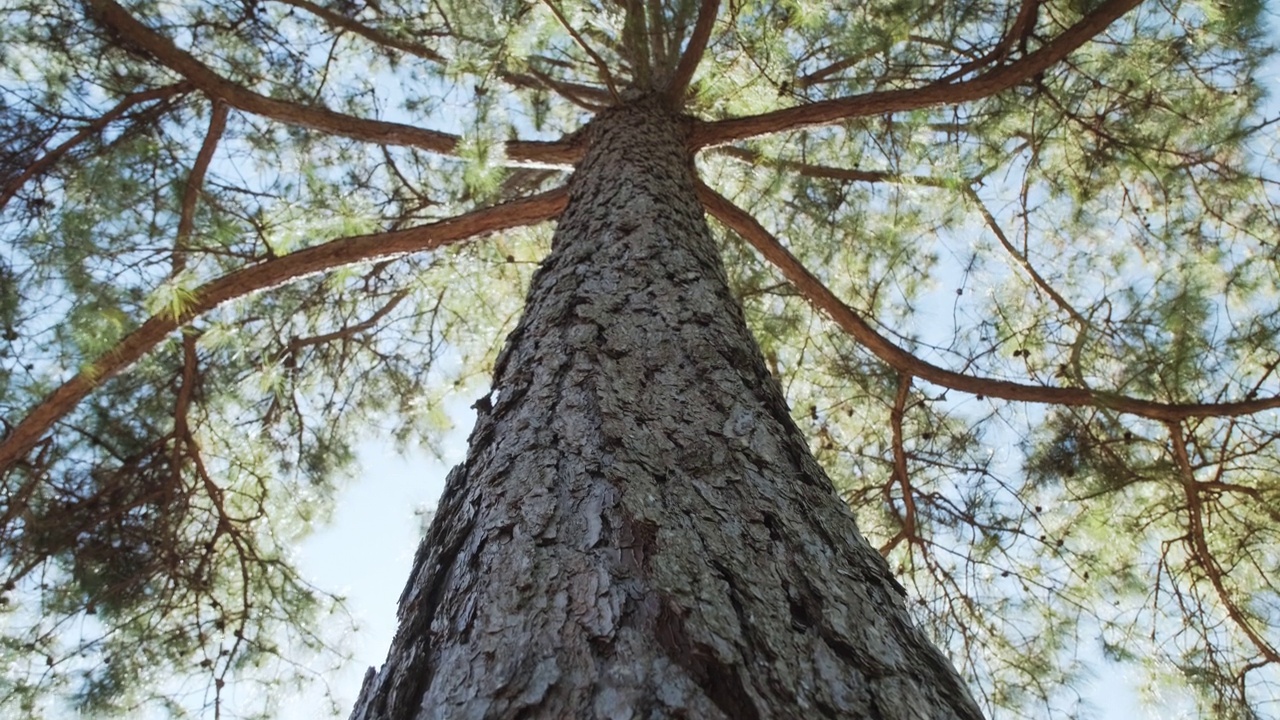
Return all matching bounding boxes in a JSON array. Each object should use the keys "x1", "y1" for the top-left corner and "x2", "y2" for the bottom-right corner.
[
  {"x1": 0, "y1": 83, "x2": 189, "y2": 212},
  {"x1": 695, "y1": 181, "x2": 1280, "y2": 422},
  {"x1": 665, "y1": 0, "x2": 719, "y2": 102},
  {"x1": 689, "y1": 0, "x2": 1140, "y2": 148},
  {"x1": 84, "y1": 0, "x2": 579, "y2": 166},
  {"x1": 0, "y1": 187, "x2": 568, "y2": 475}
]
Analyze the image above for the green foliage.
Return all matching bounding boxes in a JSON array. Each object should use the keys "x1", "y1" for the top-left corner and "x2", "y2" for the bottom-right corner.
[{"x1": 1, "y1": 0, "x2": 1279, "y2": 717}]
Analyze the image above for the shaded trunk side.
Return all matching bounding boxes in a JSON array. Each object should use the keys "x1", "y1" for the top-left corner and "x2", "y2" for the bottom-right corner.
[{"x1": 351, "y1": 98, "x2": 984, "y2": 720}]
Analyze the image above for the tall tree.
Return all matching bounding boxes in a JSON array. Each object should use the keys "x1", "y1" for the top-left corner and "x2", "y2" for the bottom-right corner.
[{"x1": 0, "y1": 0, "x2": 1276, "y2": 717}]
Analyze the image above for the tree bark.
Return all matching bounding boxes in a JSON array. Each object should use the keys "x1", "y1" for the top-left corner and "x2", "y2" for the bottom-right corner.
[{"x1": 350, "y1": 97, "x2": 984, "y2": 720}]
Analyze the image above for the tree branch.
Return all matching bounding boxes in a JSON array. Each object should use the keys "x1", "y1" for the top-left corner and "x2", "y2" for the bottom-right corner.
[
  {"x1": 963, "y1": 186, "x2": 1088, "y2": 326},
  {"x1": 695, "y1": 180, "x2": 1280, "y2": 422},
  {"x1": 880, "y1": 374, "x2": 919, "y2": 557},
  {"x1": 539, "y1": 0, "x2": 620, "y2": 102},
  {"x1": 1168, "y1": 422, "x2": 1280, "y2": 666},
  {"x1": 281, "y1": 289, "x2": 409, "y2": 359},
  {"x1": 508, "y1": 67, "x2": 614, "y2": 109},
  {"x1": 272, "y1": 0, "x2": 445, "y2": 63},
  {"x1": 171, "y1": 331, "x2": 200, "y2": 485},
  {"x1": 665, "y1": 0, "x2": 719, "y2": 103},
  {"x1": 689, "y1": 0, "x2": 1140, "y2": 149},
  {"x1": 715, "y1": 145, "x2": 911, "y2": 185},
  {"x1": 0, "y1": 187, "x2": 569, "y2": 475},
  {"x1": 272, "y1": 0, "x2": 613, "y2": 110},
  {"x1": 84, "y1": 0, "x2": 580, "y2": 166},
  {"x1": 173, "y1": 101, "x2": 228, "y2": 276},
  {"x1": 0, "y1": 82, "x2": 189, "y2": 213},
  {"x1": 935, "y1": 0, "x2": 1042, "y2": 84}
]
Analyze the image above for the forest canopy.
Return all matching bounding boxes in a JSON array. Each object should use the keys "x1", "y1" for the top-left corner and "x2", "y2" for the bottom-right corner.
[{"x1": 0, "y1": 0, "x2": 1278, "y2": 717}]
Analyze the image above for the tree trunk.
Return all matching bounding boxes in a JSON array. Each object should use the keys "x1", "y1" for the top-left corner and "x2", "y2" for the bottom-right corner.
[{"x1": 350, "y1": 97, "x2": 984, "y2": 720}]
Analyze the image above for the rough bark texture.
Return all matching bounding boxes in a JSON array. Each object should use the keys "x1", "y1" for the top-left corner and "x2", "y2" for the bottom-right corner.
[{"x1": 350, "y1": 97, "x2": 985, "y2": 720}]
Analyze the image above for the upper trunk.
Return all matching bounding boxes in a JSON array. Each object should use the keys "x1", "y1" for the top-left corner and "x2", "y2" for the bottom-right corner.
[{"x1": 350, "y1": 98, "x2": 984, "y2": 720}]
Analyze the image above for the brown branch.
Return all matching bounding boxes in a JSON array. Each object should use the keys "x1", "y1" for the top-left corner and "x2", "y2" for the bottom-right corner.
[
  {"x1": 795, "y1": 52, "x2": 871, "y2": 90},
  {"x1": 508, "y1": 67, "x2": 613, "y2": 109},
  {"x1": 715, "y1": 145, "x2": 908, "y2": 185},
  {"x1": 272, "y1": 0, "x2": 445, "y2": 63},
  {"x1": 963, "y1": 186, "x2": 1088, "y2": 326},
  {"x1": 173, "y1": 101, "x2": 229, "y2": 276},
  {"x1": 880, "y1": 374, "x2": 919, "y2": 557},
  {"x1": 0, "y1": 186, "x2": 569, "y2": 476},
  {"x1": 622, "y1": 0, "x2": 652, "y2": 88},
  {"x1": 539, "y1": 0, "x2": 620, "y2": 102},
  {"x1": 719, "y1": 148, "x2": 1092, "y2": 332},
  {"x1": 281, "y1": 289, "x2": 409, "y2": 358},
  {"x1": 172, "y1": 331, "x2": 200, "y2": 481},
  {"x1": 85, "y1": 0, "x2": 579, "y2": 166},
  {"x1": 695, "y1": 180, "x2": 1280, "y2": 422},
  {"x1": 646, "y1": 0, "x2": 669, "y2": 72},
  {"x1": 0, "y1": 83, "x2": 189, "y2": 213},
  {"x1": 1168, "y1": 422, "x2": 1280, "y2": 666},
  {"x1": 936, "y1": 0, "x2": 1042, "y2": 84},
  {"x1": 689, "y1": 0, "x2": 1141, "y2": 149},
  {"x1": 273, "y1": 0, "x2": 611, "y2": 109},
  {"x1": 665, "y1": 0, "x2": 719, "y2": 103}
]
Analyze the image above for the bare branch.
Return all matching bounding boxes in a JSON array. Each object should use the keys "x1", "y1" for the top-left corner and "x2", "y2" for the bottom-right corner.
[
  {"x1": 171, "y1": 331, "x2": 200, "y2": 481},
  {"x1": 715, "y1": 145, "x2": 908, "y2": 185},
  {"x1": 695, "y1": 180, "x2": 1280, "y2": 422},
  {"x1": 880, "y1": 374, "x2": 919, "y2": 557},
  {"x1": 539, "y1": 0, "x2": 620, "y2": 102},
  {"x1": 281, "y1": 290, "x2": 409, "y2": 357},
  {"x1": 84, "y1": 0, "x2": 580, "y2": 166},
  {"x1": 506, "y1": 67, "x2": 613, "y2": 109},
  {"x1": 273, "y1": 0, "x2": 612, "y2": 110},
  {"x1": 935, "y1": 0, "x2": 1042, "y2": 84},
  {"x1": 690, "y1": 0, "x2": 1141, "y2": 149},
  {"x1": 272, "y1": 0, "x2": 446, "y2": 63},
  {"x1": 665, "y1": 0, "x2": 719, "y2": 103},
  {"x1": 173, "y1": 101, "x2": 229, "y2": 276},
  {"x1": 0, "y1": 187, "x2": 569, "y2": 475},
  {"x1": 1169, "y1": 422, "x2": 1280, "y2": 666},
  {"x1": 963, "y1": 186, "x2": 1088, "y2": 326},
  {"x1": 0, "y1": 83, "x2": 189, "y2": 212}
]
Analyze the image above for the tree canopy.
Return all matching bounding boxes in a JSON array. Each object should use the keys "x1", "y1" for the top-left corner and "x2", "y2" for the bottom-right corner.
[{"x1": 0, "y1": 0, "x2": 1277, "y2": 717}]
